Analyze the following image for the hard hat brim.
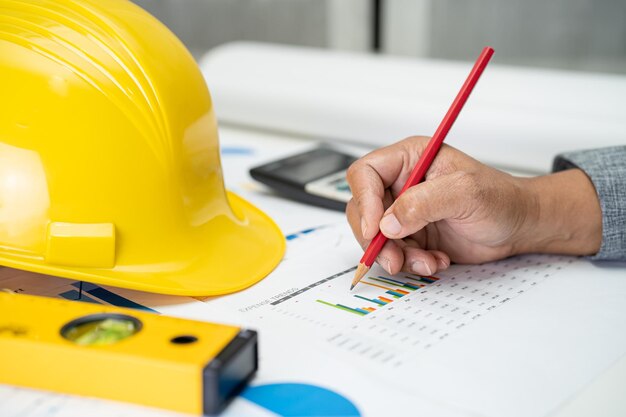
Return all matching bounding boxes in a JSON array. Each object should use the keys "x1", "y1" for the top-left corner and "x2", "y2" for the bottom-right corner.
[{"x1": 0, "y1": 192, "x2": 285, "y2": 296}]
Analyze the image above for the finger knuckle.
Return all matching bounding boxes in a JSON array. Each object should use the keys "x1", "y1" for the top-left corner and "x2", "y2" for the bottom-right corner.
[
  {"x1": 345, "y1": 161, "x2": 361, "y2": 185},
  {"x1": 395, "y1": 194, "x2": 419, "y2": 222},
  {"x1": 346, "y1": 157, "x2": 367, "y2": 185}
]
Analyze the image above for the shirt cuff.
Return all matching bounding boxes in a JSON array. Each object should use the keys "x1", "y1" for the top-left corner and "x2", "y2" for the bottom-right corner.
[{"x1": 553, "y1": 146, "x2": 626, "y2": 262}]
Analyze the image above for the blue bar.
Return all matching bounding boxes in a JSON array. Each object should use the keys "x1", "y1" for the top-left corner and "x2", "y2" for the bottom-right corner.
[
  {"x1": 336, "y1": 304, "x2": 369, "y2": 315},
  {"x1": 72, "y1": 282, "x2": 158, "y2": 313},
  {"x1": 370, "y1": 276, "x2": 401, "y2": 286},
  {"x1": 377, "y1": 276, "x2": 406, "y2": 285},
  {"x1": 403, "y1": 283, "x2": 420, "y2": 290},
  {"x1": 386, "y1": 290, "x2": 404, "y2": 298},
  {"x1": 354, "y1": 295, "x2": 385, "y2": 306}
]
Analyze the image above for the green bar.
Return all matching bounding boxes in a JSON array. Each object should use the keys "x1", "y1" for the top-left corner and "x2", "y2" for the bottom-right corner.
[
  {"x1": 377, "y1": 276, "x2": 406, "y2": 285},
  {"x1": 402, "y1": 283, "x2": 420, "y2": 290},
  {"x1": 316, "y1": 300, "x2": 366, "y2": 315},
  {"x1": 369, "y1": 276, "x2": 400, "y2": 287},
  {"x1": 370, "y1": 277, "x2": 416, "y2": 291},
  {"x1": 404, "y1": 275, "x2": 435, "y2": 284},
  {"x1": 354, "y1": 295, "x2": 386, "y2": 306},
  {"x1": 386, "y1": 290, "x2": 404, "y2": 298}
]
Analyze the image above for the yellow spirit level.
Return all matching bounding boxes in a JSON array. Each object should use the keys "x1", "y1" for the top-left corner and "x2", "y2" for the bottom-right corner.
[{"x1": 0, "y1": 291, "x2": 258, "y2": 415}]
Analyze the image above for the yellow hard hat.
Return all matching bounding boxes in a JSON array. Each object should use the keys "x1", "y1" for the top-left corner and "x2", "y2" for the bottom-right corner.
[{"x1": 0, "y1": 0, "x2": 285, "y2": 295}]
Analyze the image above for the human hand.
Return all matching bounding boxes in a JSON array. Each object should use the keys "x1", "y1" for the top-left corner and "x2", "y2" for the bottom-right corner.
[{"x1": 346, "y1": 136, "x2": 602, "y2": 276}]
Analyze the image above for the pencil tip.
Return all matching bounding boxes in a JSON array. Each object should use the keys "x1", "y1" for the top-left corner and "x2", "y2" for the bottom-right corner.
[
  {"x1": 350, "y1": 263, "x2": 370, "y2": 291},
  {"x1": 350, "y1": 284, "x2": 355, "y2": 291}
]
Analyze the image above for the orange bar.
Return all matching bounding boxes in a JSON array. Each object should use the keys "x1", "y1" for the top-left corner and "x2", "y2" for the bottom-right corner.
[
  {"x1": 378, "y1": 296, "x2": 393, "y2": 303},
  {"x1": 364, "y1": 307, "x2": 376, "y2": 312},
  {"x1": 362, "y1": 281, "x2": 394, "y2": 291},
  {"x1": 395, "y1": 289, "x2": 409, "y2": 295}
]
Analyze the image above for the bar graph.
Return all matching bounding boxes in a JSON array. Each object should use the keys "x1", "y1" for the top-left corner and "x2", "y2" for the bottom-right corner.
[
  {"x1": 314, "y1": 273, "x2": 439, "y2": 317},
  {"x1": 266, "y1": 265, "x2": 441, "y2": 329},
  {"x1": 316, "y1": 300, "x2": 374, "y2": 316},
  {"x1": 256, "y1": 253, "x2": 573, "y2": 372},
  {"x1": 325, "y1": 254, "x2": 572, "y2": 369}
]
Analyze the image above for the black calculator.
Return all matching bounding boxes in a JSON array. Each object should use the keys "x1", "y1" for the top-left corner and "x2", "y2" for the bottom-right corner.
[{"x1": 250, "y1": 147, "x2": 358, "y2": 211}]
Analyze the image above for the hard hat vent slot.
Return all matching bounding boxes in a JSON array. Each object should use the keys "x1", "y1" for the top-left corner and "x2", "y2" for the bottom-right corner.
[{"x1": 45, "y1": 222, "x2": 116, "y2": 268}]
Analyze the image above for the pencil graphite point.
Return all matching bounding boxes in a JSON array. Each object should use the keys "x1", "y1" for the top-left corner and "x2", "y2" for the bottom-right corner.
[{"x1": 350, "y1": 263, "x2": 369, "y2": 290}]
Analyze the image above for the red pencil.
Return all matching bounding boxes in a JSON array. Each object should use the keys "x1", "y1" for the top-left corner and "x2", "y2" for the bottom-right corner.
[{"x1": 350, "y1": 46, "x2": 495, "y2": 290}]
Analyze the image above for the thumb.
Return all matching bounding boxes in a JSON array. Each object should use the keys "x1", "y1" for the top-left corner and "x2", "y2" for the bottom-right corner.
[{"x1": 379, "y1": 171, "x2": 476, "y2": 239}]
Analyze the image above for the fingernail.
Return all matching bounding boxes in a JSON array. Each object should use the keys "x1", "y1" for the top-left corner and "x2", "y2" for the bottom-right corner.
[
  {"x1": 411, "y1": 261, "x2": 432, "y2": 276},
  {"x1": 437, "y1": 258, "x2": 449, "y2": 270},
  {"x1": 361, "y1": 218, "x2": 368, "y2": 237},
  {"x1": 380, "y1": 213, "x2": 401, "y2": 236}
]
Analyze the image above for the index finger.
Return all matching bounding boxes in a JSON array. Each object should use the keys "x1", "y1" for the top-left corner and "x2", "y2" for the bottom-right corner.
[{"x1": 346, "y1": 138, "x2": 426, "y2": 239}]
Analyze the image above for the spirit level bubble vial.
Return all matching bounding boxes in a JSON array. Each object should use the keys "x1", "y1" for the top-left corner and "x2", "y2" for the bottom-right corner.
[{"x1": 0, "y1": 292, "x2": 258, "y2": 415}]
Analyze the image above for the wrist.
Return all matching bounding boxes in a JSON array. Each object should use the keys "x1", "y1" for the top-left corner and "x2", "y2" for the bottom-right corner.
[{"x1": 512, "y1": 169, "x2": 602, "y2": 256}]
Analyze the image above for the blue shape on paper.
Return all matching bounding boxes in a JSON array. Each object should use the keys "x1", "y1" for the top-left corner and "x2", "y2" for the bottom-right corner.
[
  {"x1": 285, "y1": 227, "x2": 322, "y2": 241},
  {"x1": 221, "y1": 146, "x2": 254, "y2": 155},
  {"x1": 241, "y1": 383, "x2": 360, "y2": 417},
  {"x1": 70, "y1": 282, "x2": 158, "y2": 313}
]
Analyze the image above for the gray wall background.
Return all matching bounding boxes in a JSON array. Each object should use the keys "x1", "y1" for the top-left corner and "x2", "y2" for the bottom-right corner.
[
  {"x1": 428, "y1": 0, "x2": 626, "y2": 73},
  {"x1": 132, "y1": 0, "x2": 626, "y2": 74}
]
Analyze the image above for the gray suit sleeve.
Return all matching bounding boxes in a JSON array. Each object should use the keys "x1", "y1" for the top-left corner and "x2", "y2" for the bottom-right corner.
[{"x1": 552, "y1": 146, "x2": 626, "y2": 261}]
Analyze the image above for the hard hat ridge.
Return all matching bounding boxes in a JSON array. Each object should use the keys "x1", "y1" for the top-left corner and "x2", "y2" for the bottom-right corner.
[
  {"x1": 0, "y1": 0, "x2": 171, "y2": 161},
  {"x1": 0, "y1": 0, "x2": 285, "y2": 295}
]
